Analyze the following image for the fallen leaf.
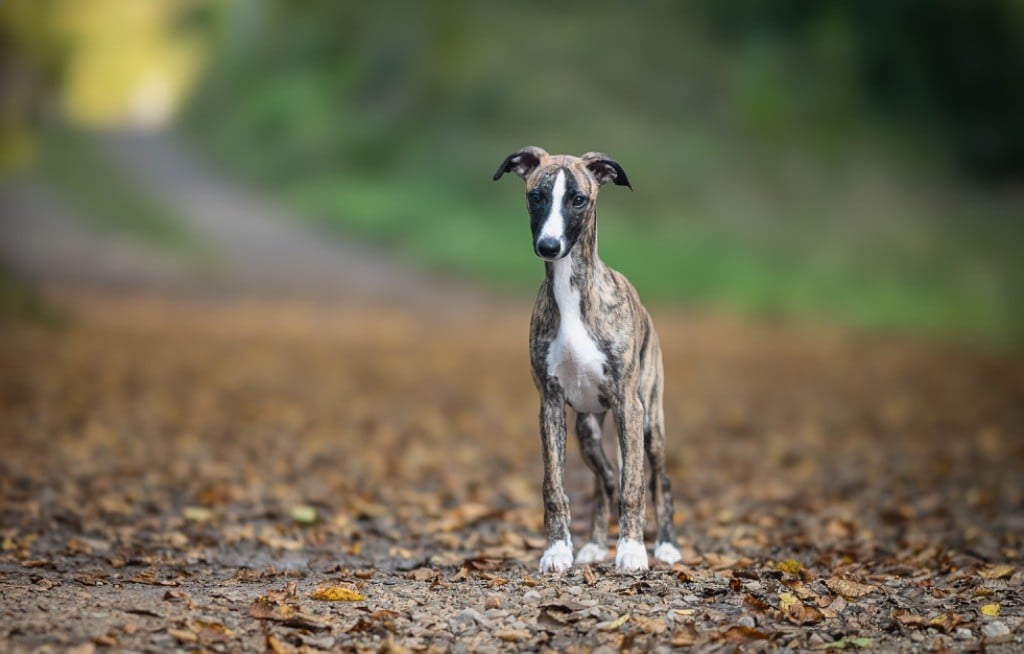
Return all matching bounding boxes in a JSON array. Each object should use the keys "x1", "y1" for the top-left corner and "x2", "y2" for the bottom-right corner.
[
  {"x1": 745, "y1": 594, "x2": 771, "y2": 611},
  {"x1": 290, "y1": 505, "x2": 318, "y2": 524},
  {"x1": 825, "y1": 576, "x2": 876, "y2": 598},
  {"x1": 495, "y1": 629, "x2": 531, "y2": 642},
  {"x1": 977, "y1": 565, "x2": 1014, "y2": 580},
  {"x1": 722, "y1": 625, "x2": 770, "y2": 641},
  {"x1": 780, "y1": 592, "x2": 823, "y2": 624},
  {"x1": 310, "y1": 586, "x2": 365, "y2": 601},
  {"x1": 633, "y1": 615, "x2": 667, "y2": 635},
  {"x1": 596, "y1": 614, "x2": 630, "y2": 632},
  {"x1": 893, "y1": 610, "x2": 926, "y2": 627},
  {"x1": 778, "y1": 559, "x2": 804, "y2": 576},
  {"x1": 980, "y1": 603, "x2": 1000, "y2": 617},
  {"x1": 194, "y1": 619, "x2": 233, "y2": 642},
  {"x1": 167, "y1": 628, "x2": 197, "y2": 644},
  {"x1": 671, "y1": 624, "x2": 699, "y2": 647},
  {"x1": 183, "y1": 506, "x2": 213, "y2": 522},
  {"x1": 266, "y1": 634, "x2": 296, "y2": 654},
  {"x1": 928, "y1": 611, "x2": 961, "y2": 633},
  {"x1": 583, "y1": 564, "x2": 597, "y2": 586},
  {"x1": 779, "y1": 592, "x2": 799, "y2": 611}
]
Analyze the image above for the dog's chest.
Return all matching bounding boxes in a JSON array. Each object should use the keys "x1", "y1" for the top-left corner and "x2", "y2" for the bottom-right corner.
[{"x1": 545, "y1": 259, "x2": 607, "y2": 414}]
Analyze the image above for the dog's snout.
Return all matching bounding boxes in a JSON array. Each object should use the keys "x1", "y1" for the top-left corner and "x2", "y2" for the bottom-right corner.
[{"x1": 535, "y1": 237, "x2": 562, "y2": 259}]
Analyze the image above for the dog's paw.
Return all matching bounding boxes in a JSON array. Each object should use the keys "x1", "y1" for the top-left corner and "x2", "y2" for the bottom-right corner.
[
  {"x1": 539, "y1": 539, "x2": 573, "y2": 574},
  {"x1": 615, "y1": 538, "x2": 649, "y2": 574},
  {"x1": 653, "y1": 541, "x2": 682, "y2": 565},
  {"x1": 574, "y1": 542, "x2": 608, "y2": 564}
]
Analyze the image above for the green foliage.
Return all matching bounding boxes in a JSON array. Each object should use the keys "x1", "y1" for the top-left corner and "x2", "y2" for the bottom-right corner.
[{"x1": 183, "y1": 1, "x2": 1023, "y2": 347}]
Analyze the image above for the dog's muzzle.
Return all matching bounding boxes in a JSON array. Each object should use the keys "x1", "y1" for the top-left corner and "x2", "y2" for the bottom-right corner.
[{"x1": 535, "y1": 237, "x2": 564, "y2": 260}]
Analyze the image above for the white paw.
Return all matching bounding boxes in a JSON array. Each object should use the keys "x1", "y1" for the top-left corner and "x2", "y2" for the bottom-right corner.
[
  {"x1": 539, "y1": 539, "x2": 573, "y2": 574},
  {"x1": 574, "y1": 542, "x2": 608, "y2": 564},
  {"x1": 615, "y1": 538, "x2": 649, "y2": 574},
  {"x1": 653, "y1": 541, "x2": 682, "y2": 565}
]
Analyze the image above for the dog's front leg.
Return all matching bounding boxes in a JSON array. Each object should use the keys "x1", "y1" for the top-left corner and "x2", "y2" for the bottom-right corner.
[
  {"x1": 614, "y1": 390, "x2": 649, "y2": 573},
  {"x1": 538, "y1": 388, "x2": 573, "y2": 574}
]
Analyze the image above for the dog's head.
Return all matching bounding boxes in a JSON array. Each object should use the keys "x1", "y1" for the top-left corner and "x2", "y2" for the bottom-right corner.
[{"x1": 493, "y1": 146, "x2": 631, "y2": 261}]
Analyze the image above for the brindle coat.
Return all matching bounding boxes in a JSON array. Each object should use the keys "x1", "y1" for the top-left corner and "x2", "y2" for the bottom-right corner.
[{"x1": 494, "y1": 146, "x2": 679, "y2": 573}]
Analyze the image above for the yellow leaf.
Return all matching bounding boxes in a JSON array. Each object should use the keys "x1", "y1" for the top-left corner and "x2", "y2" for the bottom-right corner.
[
  {"x1": 290, "y1": 505, "x2": 317, "y2": 524},
  {"x1": 183, "y1": 506, "x2": 213, "y2": 522},
  {"x1": 779, "y1": 592, "x2": 798, "y2": 611},
  {"x1": 981, "y1": 603, "x2": 1000, "y2": 617},
  {"x1": 778, "y1": 559, "x2": 803, "y2": 576},
  {"x1": 597, "y1": 614, "x2": 631, "y2": 631},
  {"x1": 310, "y1": 586, "x2": 365, "y2": 602}
]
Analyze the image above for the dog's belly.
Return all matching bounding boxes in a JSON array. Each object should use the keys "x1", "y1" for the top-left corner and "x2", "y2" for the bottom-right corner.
[{"x1": 547, "y1": 324, "x2": 607, "y2": 414}]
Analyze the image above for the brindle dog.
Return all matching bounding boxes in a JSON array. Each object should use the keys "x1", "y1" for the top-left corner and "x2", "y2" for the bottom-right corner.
[{"x1": 494, "y1": 146, "x2": 681, "y2": 574}]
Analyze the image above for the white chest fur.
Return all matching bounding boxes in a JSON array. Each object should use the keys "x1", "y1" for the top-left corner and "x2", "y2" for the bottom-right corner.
[{"x1": 546, "y1": 257, "x2": 607, "y2": 413}]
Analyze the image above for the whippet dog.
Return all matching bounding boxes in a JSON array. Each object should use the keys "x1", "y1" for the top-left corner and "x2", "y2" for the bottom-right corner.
[{"x1": 494, "y1": 146, "x2": 681, "y2": 574}]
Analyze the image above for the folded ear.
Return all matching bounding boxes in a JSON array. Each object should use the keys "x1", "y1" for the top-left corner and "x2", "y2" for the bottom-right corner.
[
  {"x1": 493, "y1": 146, "x2": 549, "y2": 181},
  {"x1": 582, "y1": 152, "x2": 632, "y2": 189}
]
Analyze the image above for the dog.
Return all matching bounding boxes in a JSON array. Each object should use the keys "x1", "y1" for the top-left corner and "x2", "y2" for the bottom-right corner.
[{"x1": 494, "y1": 146, "x2": 681, "y2": 573}]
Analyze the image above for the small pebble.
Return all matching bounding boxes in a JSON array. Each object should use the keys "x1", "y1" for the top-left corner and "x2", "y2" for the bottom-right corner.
[
  {"x1": 523, "y1": 590, "x2": 541, "y2": 602},
  {"x1": 737, "y1": 615, "x2": 756, "y2": 628},
  {"x1": 955, "y1": 627, "x2": 973, "y2": 640},
  {"x1": 485, "y1": 596, "x2": 500, "y2": 610}
]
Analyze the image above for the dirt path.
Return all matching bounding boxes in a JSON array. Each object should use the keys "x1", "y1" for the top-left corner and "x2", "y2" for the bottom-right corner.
[
  {"x1": 1, "y1": 135, "x2": 1022, "y2": 652},
  {"x1": 2, "y1": 131, "x2": 486, "y2": 310}
]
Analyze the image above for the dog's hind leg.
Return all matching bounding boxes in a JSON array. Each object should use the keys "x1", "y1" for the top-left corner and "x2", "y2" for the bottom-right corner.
[
  {"x1": 645, "y1": 378, "x2": 681, "y2": 564},
  {"x1": 574, "y1": 412, "x2": 616, "y2": 564}
]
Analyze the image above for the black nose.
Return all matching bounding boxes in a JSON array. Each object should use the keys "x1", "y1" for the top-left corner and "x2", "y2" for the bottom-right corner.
[{"x1": 535, "y1": 237, "x2": 562, "y2": 259}]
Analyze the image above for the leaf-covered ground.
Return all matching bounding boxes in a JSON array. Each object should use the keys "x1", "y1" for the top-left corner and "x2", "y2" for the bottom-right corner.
[{"x1": 1, "y1": 294, "x2": 1022, "y2": 653}]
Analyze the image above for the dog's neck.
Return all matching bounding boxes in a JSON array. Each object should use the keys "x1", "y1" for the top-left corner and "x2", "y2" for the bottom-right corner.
[{"x1": 544, "y1": 216, "x2": 602, "y2": 318}]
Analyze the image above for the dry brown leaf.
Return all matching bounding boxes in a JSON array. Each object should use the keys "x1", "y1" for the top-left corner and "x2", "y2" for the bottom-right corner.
[
  {"x1": 495, "y1": 629, "x2": 531, "y2": 642},
  {"x1": 722, "y1": 625, "x2": 771, "y2": 641},
  {"x1": 928, "y1": 611, "x2": 961, "y2": 633},
  {"x1": 633, "y1": 615, "x2": 667, "y2": 635},
  {"x1": 583, "y1": 564, "x2": 597, "y2": 586},
  {"x1": 167, "y1": 628, "x2": 196, "y2": 644},
  {"x1": 744, "y1": 593, "x2": 771, "y2": 612},
  {"x1": 977, "y1": 565, "x2": 1014, "y2": 580},
  {"x1": 825, "y1": 576, "x2": 876, "y2": 598},
  {"x1": 265, "y1": 634, "x2": 296, "y2": 654},
  {"x1": 671, "y1": 623, "x2": 700, "y2": 647},
  {"x1": 893, "y1": 610, "x2": 926, "y2": 627},
  {"x1": 779, "y1": 592, "x2": 823, "y2": 625}
]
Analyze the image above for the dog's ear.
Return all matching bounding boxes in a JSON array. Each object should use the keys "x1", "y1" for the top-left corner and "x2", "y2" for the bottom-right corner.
[
  {"x1": 493, "y1": 146, "x2": 549, "y2": 181},
  {"x1": 582, "y1": 152, "x2": 632, "y2": 189}
]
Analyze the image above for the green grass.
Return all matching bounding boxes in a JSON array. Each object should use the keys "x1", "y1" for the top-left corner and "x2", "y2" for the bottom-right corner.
[{"x1": 271, "y1": 167, "x2": 1023, "y2": 350}]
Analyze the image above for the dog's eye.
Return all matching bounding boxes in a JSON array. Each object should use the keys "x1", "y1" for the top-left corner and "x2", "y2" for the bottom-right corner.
[
  {"x1": 527, "y1": 192, "x2": 543, "y2": 208},
  {"x1": 571, "y1": 194, "x2": 587, "y2": 208}
]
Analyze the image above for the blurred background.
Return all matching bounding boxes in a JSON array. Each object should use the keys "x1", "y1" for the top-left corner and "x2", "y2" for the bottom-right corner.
[{"x1": 2, "y1": 0, "x2": 1022, "y2": 348}]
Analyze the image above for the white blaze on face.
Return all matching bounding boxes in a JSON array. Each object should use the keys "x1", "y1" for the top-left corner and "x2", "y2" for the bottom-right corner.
[{"x1": 538, "y1": 169, "x2": 567, "y2": 247}]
